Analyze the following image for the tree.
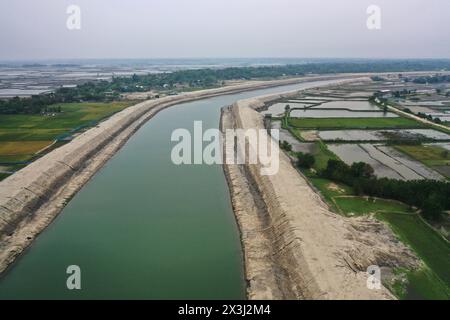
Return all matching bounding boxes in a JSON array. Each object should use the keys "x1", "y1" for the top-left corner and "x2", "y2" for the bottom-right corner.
[
  {"x1": 422, "y1": 193, "x2": 443, "y2": 220},
  {"x1": 284, "y1": 104, "x2": 291, "y2": 119},
  {"x1": 280, "y1": 140, "x2": 292, "y2": 152},
  {"x1": 350, "y1": 162, "x2": 374, "y2": 179},
  {"x1": 322, "y1": 159, "x2": 349, "y2": 181},
  {"x1": 297, "y1": 152, "x2": 315, "y2": 169}
]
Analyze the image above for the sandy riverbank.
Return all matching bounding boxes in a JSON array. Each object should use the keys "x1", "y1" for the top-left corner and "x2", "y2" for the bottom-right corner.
[
  {"x1": 221, "y1": 85, "x2": 421, "y2": 299},
  {"x1": 0, "y1": 74, "x2": 371, "y2": 276}
]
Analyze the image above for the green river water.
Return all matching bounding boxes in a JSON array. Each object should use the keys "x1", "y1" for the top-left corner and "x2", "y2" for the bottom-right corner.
[{"x1": 0, "y1": 80, "x2": 338, "y2": 299}]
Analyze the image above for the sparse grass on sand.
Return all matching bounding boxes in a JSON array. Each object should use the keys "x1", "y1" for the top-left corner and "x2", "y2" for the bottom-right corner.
[
  {"x1": 395, "y1": 144, "x2": 450, "y2": 165},
  {"x1": 288, "y1": 117, "x2": 423, "y2": 130}
]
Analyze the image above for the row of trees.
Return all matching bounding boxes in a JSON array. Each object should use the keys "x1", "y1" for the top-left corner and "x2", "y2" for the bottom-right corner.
[
  {"x1": 0, "y1": 80, "x2": 119, "y2": 114},
  {"x1": 411, "y1": 74, "x2": 450, "y2": 84},
  {"x1": 321, "y1": 159, "x2": 450, "y2": 220}
]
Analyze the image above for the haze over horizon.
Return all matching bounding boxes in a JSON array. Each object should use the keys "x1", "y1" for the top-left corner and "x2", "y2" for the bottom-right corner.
[{"x1": 0, "y1": 0, "x2": 449, "y2": 61}]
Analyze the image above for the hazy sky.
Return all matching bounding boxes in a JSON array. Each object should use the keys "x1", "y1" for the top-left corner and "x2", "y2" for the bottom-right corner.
[{"x1": 1, "y1": 0, "x2": 449, "y2": 60}]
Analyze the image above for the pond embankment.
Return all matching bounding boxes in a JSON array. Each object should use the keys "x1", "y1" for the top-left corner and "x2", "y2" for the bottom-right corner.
[{"x1": 221, "y1": 87, "x2": 421, "y2": 299}]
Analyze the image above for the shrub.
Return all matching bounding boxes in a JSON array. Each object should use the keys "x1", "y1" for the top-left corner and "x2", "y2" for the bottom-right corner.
[{"x1": 297, "y1": 152, "x2": 315, "y2": 169}]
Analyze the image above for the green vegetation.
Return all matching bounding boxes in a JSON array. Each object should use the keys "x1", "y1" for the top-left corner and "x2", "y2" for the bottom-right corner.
[
  {"x1": 308, "y1": 177, "x2": 352, "y2": 199},
  {"x1": 285, "y1": 119, "x2": 449, "y2": 299},
  {"x1": 395, "y1": 144, "x2": 450, "y2": 179},
  {"x1": 304, "y1": 166, "x2": 450, "y2": 299},
  {"x1": 310, "y1": 141, "x2": 338, "y2": 171},
  {"x1": 297, "y1": 152, "x2": 315, "y2": 169},
  {"x1": 279, "y1": 140, "x2": 292, "y2": 152},
  {"x1": 0, "y1": 82, "x2": 122, "y2": 115},
  {"x1": 280, "y1": 117, "x2": 306, "y2": 142},
  {"x1": 417, "y1": 111, "x2": 445, "y2": 124},
  {"x1": 395, "y1": 144, "x2": 450, "y2": 173},
  {"x1": 288, "y1": 117, "x2": 423, "y2": 129},
  {"x1": 377, "y1": 212, "x2": 450, "y2": 299},
  {"x1": 276, "y1": 82, "x2": 450, "y2": 299},
  {"x1": 411, "y1": 74, "x2": 450, "y2": 84},
  {"x1": 306, "y1": 173, "x2": 413, "y2": 217},
  {"x1": 377, "y1": 213, "x2": 450, "y2": 283},
  {"x1": 0, "y1": 101, "x2": 134, "y2": 142},
  {"x1": 334, "y1": 197, "x2": 412, "y2": 217},
  {"x1": 322, "y1": 159, "x2": 450, "y2": 220}
]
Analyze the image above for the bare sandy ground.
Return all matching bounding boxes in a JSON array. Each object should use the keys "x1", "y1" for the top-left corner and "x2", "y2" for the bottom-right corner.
[
  {"x1": 222, "y1": 87, "x2": 421, "y2": 300},
  {"x1": 0, "y1": 74, "x2": 368, "y2": 276}
]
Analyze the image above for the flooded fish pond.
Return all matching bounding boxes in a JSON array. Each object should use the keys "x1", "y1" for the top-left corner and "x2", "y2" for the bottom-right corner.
[{"x1": 318, "y1": 129, "x2": 450, "y2": 142}]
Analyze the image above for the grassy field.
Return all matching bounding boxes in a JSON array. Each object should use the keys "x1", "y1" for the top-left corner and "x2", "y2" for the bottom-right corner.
[
  {"x1": 395, "y1": 144, "x2": 450, "y2": 178},
  {"x1": 395, "y1": 144, "x2": 450, "y2": 166},
  {"x1": 376, "y1": 212, "x2": 450, "y2": 299},
  {"x1": 288, "y1": 117, "x2": 423, "y2": 129},
  {"x1": 302, "y1": 171, "x2": 449, "y2": 299},
  {"x1": 0, "y1": 101, "x2": 135, "y2": 179},
  {"x1": 0, "y1": 141, "x2": 53, "y2": 163}
]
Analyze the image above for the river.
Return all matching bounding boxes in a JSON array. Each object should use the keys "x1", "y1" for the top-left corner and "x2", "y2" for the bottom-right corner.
[{"x1": 0, "y1": 80, "x2": 340, "y2": 299}]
